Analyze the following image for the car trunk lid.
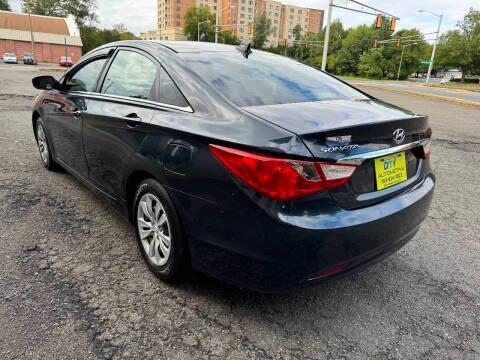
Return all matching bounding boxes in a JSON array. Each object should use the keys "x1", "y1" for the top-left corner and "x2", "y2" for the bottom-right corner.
[{"x1": 243, "y1": 99, "x2": 432, "y2": 209}]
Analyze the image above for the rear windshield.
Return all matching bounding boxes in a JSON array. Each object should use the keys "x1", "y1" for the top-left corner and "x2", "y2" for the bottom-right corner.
[
  {"x1": 181, "y1": 51, "x2": 368, "y2": 107},
  {"x1": 5, "y1": 53, "x2": 15, "y2": 56}
]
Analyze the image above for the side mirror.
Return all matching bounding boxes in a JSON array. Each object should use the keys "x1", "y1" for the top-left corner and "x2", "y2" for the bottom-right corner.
[{"x1": 32, "y1": 76, "x2": 60, "y2": 90}]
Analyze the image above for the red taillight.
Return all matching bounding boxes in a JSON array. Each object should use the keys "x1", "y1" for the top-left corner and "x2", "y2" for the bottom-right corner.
[{"x1": 209, "y1": 144, "x2": 357, "y2": 201}]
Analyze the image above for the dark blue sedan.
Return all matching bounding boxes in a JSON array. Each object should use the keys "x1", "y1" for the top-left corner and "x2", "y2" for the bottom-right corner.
[{"x1": 31, "y1": 41, "x2": 435, "y2": 292}]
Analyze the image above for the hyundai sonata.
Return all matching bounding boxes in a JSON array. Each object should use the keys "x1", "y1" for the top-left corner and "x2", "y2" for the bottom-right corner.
[{"x1": 31, "y1": 41, "x2": 434, "y2": 292}]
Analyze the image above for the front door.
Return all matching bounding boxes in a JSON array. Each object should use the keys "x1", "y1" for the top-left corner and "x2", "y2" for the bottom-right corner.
[{"x1": 47, "y1": 56, "x2": 108, "y2": 177}]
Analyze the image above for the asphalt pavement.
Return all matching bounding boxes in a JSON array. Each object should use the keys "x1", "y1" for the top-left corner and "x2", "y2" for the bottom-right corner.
[
  {"x1": 349, "y1": 79, "x2": 480, "y2": 106},
  {"x1": 0, "y1": 65, "x2": 479, "y2": 360}
]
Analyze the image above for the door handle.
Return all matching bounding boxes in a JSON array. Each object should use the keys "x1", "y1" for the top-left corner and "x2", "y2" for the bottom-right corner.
[{"x1": 125, "y1": 120, "x2": 141, "y2": 128}]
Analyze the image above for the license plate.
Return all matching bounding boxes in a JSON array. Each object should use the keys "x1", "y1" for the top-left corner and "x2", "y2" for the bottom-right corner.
[{"x1": 374, "y1": 152, "x2": 408, "y2": 190}]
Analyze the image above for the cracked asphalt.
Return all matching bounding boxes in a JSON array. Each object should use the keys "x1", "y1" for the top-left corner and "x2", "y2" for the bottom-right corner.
[{"x1": 0, "y1": 65, "x2": 479, "y2": 360}]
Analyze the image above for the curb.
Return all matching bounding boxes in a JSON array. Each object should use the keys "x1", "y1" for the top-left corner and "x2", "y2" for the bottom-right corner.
[{"x1": 353, "y1": 82, "x2": 480, "y2": 109}]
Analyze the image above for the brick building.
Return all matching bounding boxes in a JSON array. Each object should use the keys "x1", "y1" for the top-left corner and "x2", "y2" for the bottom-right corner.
[{"x1": 0, "y1": 11, "x2": 82, "y2": 63}]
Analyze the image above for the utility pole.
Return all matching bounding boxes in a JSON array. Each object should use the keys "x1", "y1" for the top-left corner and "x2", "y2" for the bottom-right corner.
[
  {"x1": 26, "y1": 1, "x2": 36, "y2": 59},
  {"x1": 64, "y1": 37, "x2": 68, "y2": 60},
  {"x1": 321, "y1": 0, "x2": 333, "y2": 71}
]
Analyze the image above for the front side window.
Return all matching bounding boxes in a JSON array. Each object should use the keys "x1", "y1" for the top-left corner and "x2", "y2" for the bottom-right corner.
[
  {"x1": 68, "y1": 58, "x2": 107, "y2": 92},
  {"x1": 181, "y1": 51, "x2": 368, "y2": 107},
  {"x1": 101, "y1": 50, "x2": 157, "y2": 100}
]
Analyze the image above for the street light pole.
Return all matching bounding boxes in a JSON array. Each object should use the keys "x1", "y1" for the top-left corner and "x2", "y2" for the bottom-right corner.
[
  {"x1": 215, "y1": 4, "x2": 234, "y2": 43},
  {"x1": 215, "y1": 0, "x2": 221, "y2": 43},
  {"x1": 321, "y1": 0, "x2": 333, "y2": 71},
  {"x1": 397, "y1": 43, "x2": 417, "y2": 80},
  {"x1": 198, "y1": 20, "x2": 211, "y2": 42},
  {"x1": 419, "y1": 10, "x2": 443, "y2": 84}
]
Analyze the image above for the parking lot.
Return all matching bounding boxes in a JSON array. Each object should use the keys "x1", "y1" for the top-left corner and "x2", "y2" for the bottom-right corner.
[{"x1": 0, "y1": 64, "x2": 479, "y2": 359}]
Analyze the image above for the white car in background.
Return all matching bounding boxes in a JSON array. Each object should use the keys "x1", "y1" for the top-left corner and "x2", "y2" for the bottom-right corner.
[{"x1": 3, "y1": 53, "x2": 18, "y2": 64}]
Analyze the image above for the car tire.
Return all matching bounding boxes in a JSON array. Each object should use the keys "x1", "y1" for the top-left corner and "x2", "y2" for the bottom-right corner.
[
  {"x1": 133, "y1": 179, "x2": 188, "y2": 282},
  {"x1": 35, "y1": 119, "x2": 61, "y2": 171}
]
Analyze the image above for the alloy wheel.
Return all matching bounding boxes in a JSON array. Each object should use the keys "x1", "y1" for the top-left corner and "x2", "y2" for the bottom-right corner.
[
  {"x1": 37, "y1": 124, "x2": 49, "y2": 164},
  {"x1": 137, "y1": 193, "x2": 172, "y2": 266}
]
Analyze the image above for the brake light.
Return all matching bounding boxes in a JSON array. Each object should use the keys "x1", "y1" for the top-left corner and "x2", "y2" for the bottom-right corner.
[{"x1": 209, "y1": 144, "x2": 357, "y2": 201}]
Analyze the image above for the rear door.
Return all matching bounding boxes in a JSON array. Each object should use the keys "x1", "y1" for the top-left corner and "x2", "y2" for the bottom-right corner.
[{"x1": 81, "y1": 48, "x2": 158, "y2": 199}]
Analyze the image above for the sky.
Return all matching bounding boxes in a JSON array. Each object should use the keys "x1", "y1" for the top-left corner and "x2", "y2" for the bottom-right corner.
[{"x1": 8, "y1": 0, "x2": 479, "y2": 36}]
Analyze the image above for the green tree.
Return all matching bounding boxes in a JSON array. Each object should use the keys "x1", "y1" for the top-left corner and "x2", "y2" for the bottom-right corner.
[
  {"x1": 333, "y1": 25, "x2": 376, "y2": 74},
  {"x1": 183, "y1": 6, "x2": 216, "y2": 42},
  {"x1": 0, "y1": 0, "x2": 11, "y2": 11},
  {"x1": 292, "y1": 24, "x2": 302, "y2": 41},
  {"x1": 384, "y1": 28, "x2": 429, "y2": 79},
  {"x1": 221, "y1": 30, "x2": 239, "y2": 45},
  {"x1": 316, "y1": 20, "x2": 346, "y2": 71},
  {"x1": 437, "y1": 8, "x2": 480, "y2": 80},
  {"x1": 80, "y1": 26, "x2": 137, "y2": 54},
  {"x1": 23, "y1": 0, "x2": 96, "y2": 26},
  {"x1": 358, "y1": 48, "x2": 386, "y2": 79},
  {"x1": 252, "y1": 13, "x2": 271, "y2": 48}
]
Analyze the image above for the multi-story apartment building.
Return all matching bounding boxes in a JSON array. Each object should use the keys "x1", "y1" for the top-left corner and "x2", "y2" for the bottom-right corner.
[
  {"x1": 219, "y1": 0, "x2": 256, "y2": 44},
  {"x1": 255, "y1": 0, "x2": 282, "y2": 47},
  {"x1": 140, "y1": 0, "x2": 323, "y2": 45}
]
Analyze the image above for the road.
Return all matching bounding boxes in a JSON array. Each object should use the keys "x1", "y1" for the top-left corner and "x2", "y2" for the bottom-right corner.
[
  {"x1": 0, "y1": 66, "x2": 479, "y2": 360},
  {"x1": 349, "y1": 79, "x2": 480, "y2": 106}
]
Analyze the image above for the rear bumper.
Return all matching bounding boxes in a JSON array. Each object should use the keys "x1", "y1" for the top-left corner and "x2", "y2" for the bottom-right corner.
[{"x1": 174, "y1": 175, "x2": 435, "y2": 292}]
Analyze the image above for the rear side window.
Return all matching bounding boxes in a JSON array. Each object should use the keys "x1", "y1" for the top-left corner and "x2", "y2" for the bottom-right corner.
[
  {"x1": 101, "y1": 50, "x2": 157, "y2": 100},
  {"x1": 69, "y1": 58, "x2": 107, "y2": 92},
  {"x1": 158, "y1": 67, "x2": 189, "y2": 108}
]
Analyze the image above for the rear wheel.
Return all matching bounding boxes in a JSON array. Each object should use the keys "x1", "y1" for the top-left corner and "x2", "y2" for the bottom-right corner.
[
  {"x1": 133, "y1": 179, "x2": 187, "y2": 282},
  {"x1": 36, "y1": 120, "x2": 60, "y2": 171}
]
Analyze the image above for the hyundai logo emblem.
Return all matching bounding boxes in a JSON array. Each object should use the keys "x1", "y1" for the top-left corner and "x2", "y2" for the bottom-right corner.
[{"x1": 393, "y1": 128, "x2": 406, "y2": 144}]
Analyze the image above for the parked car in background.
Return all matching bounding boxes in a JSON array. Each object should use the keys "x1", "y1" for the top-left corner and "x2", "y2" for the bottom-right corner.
[
  {"x1": 23, "y1": 53, "x2": 37, "y2": 65},
  {"x1": 59, "y1": 56, "x2": 74, "y2": 67},
  {"x1": 31, "y1": 41, "x2": 435, "y2": 292},
  {"x1": 3, "y1": 53, "x2": 18, "y2": 64}
]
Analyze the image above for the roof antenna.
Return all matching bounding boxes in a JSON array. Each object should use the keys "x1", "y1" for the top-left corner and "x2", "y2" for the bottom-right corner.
[{"x1": 236, "y1": 43, "x2": 252, "y2": 58}]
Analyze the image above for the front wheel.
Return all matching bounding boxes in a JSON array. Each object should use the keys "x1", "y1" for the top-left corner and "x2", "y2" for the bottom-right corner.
[
  {"x1": 36, "y1": 120, "x2": 60, "y2": 171},
  {"x1": 133, "y1": 179, "x2": 188, "y2": 282}
]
